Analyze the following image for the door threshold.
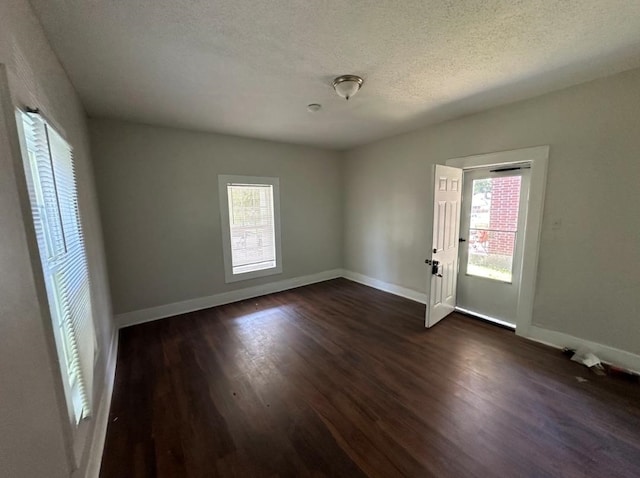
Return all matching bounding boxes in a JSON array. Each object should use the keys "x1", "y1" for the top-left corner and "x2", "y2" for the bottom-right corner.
[{"x1": 454, "y1": 307, "x2": 516, "y2": 330}]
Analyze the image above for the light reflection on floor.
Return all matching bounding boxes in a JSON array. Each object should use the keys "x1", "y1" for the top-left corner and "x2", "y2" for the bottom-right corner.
[{"x1": 226, "y1": 304, "x2": 297, "y2": 398}]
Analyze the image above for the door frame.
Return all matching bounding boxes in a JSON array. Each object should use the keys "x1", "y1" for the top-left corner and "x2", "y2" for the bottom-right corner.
[{"x1": 446, "y1": 146, "x2": 549, "y2": 337}]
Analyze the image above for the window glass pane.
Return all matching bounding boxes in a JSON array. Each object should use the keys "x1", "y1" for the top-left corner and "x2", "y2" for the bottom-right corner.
[
  {"x1": 467, "y1": 230, "x2": 516, "y2": 282},
  {"x1": 470, "y1": 176, "x2": 521, "y2": 232},
  {"x1": 467, "y1": 175, "x2": 522, "y2": 282},
  {"x1": 228, "y1": 184, "x2": 276, "y2": 274}
]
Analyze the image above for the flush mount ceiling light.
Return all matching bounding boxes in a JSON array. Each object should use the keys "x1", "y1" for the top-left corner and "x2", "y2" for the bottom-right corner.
[
  {"x1": 307, "y1": 103, "x2": 322, "y2": 113},
  {"x1": 332, "y1": 74, "x2": 364, "y2": 100}
]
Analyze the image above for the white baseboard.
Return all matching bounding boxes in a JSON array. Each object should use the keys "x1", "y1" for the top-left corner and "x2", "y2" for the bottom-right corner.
[
  {"x1": 115, "y1": 267, "x2": 640, "y2": 374},
  {"x1": 341, "y1": 270, "x2": 640, "y2": 374},
  {"x1": 84, "y1": 330, "x2": 119, "y2": 478},
  {"x1": 524, "y1": 325, "x2": 640, "y2": 375},
  {"x1": 342, "y1": 269, "x2": 427, "y2": 304},
  {"x1": 116, "y1": 269, "x2": 344, "y2": 328}
]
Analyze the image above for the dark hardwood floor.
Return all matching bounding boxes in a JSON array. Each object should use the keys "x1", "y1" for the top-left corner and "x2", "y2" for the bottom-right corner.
[{"x1": 100, "y1": 278, "x2": 640, "y2": 478}]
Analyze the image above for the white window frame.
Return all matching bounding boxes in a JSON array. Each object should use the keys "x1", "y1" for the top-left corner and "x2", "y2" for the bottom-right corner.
[{"x1": 218, "y1": 175, "x2": 283, "y2": 283}]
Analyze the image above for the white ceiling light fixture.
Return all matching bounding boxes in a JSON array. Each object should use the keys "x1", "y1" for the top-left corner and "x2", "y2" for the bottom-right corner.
[
  {"x1": 307, "y1": 103, "x2": 322, "y2": 112},
  {"x1": 332, "y1": 74, "x2": 364, "y2": 100}
]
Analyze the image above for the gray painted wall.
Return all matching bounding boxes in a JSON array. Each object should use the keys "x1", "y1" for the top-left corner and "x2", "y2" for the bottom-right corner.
[
  {"x1": 89, "y1": 119, "x2": 343, "y2": 315},
  {"x1": 0, "y1": 0, "x2": 114, "y2": 476},
  {"x1": 344, "y1": 67, "x2": 640, "y2": 356},
  {"x1": 2, "y1": 1, "x2": 638, "y2": 475}
]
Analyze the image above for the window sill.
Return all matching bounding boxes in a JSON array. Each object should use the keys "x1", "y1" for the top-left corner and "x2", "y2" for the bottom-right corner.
[{"x1": 224, "y1": 264, "x2": 283, "y2": 283}]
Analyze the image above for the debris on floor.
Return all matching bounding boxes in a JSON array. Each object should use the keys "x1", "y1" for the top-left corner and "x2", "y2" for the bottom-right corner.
[
  {"x1": 563, "y1": 346, "x2": 640, "y2": 382},
  {"x1": 605, "y1": 364, "x2": 640, "y2": 383},
  {"x1": 571, "y1": 347, "x2": 602, "y2": 367},
  {"x1": 566, "y1": 346, "x2": 606, "y2": 375},
  {"x1": 575, "y1": 376, "x2": 588, "y2": 383}
]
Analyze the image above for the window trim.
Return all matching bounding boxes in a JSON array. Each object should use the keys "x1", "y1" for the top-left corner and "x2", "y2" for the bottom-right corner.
[{"x1": 218, "y1": 175, "x2": 282, "y2": 283}]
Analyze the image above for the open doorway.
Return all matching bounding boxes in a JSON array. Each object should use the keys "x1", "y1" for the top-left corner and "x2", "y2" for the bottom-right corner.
[
  {"x1": 456, "y1": 166, "x2": 531, "y2": 328},
  {"x1": 425, "y1": 146, "x2": 549, "y2": 336}
]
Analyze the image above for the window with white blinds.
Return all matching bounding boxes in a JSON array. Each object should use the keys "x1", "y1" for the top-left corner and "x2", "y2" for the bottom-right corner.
[
  {"x1": 218, "y1": 175, "x2": 282, "y2": 282},
  {"x1": 18, "y1": 111, "x2": 95, "y2": 426}
]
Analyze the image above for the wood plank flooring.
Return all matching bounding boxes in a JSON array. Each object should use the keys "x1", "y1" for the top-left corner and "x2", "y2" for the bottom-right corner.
[{"x1": 100, "y1": 278, "x2": 640, "y2": 477}]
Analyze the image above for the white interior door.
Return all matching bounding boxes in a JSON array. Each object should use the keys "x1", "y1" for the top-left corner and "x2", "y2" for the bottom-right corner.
[
  {"x1": 456, "y1": 167, "x2": 530, "y2": 325},
  {"x1": 425, "y1": 165, "x2": 462, "y2": 328}
]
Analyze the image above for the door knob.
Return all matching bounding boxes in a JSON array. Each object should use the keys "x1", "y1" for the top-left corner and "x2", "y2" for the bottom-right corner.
[
  {"x1": 459, "y1": 238, "x2": 467, "y2": 242},
  {"x1": 431, "y1": 260, "x2": 440, "y2": 275}
]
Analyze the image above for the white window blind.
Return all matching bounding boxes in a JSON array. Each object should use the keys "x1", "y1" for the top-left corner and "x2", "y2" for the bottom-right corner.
[
  {"x1": 228, "y1": 183, "x2": 276, "y2": 274},
  {"x1": 19, "y1": 111, "x2": 95, "y2": 425},
  {"x1": 219, "y1": 175, "x2": 282, "y2": 282}
]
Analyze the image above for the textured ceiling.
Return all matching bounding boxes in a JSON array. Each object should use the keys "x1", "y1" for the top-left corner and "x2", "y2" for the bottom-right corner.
[{"x1": 30, "y1": 0, "x2": 640, "y2": 149}]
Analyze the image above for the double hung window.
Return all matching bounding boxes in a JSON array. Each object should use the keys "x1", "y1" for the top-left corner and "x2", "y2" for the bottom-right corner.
[
  {"x1": 18, "y1": 111, "x2": 96, "y2": 425},
  {"x1": 218, "y1": 175, "x2": 282, "y2": 282}
]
